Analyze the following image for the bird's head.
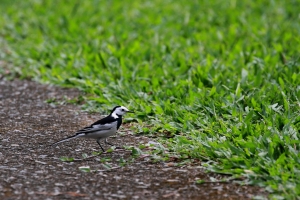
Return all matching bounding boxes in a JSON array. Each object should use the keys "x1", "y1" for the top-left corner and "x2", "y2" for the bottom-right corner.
[{"x1": 111, "y1": 106, "x2": 134, "y2": 118}]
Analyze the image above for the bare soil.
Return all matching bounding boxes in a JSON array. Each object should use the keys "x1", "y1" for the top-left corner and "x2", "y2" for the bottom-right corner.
[{"x1": 0, "y1": 79, "x2": 267, "y2": 199}]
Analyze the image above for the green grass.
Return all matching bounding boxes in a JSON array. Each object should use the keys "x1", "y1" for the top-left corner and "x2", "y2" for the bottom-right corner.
[{"x1": 1, "y1": 0, "x2": 299, "y2": 198}]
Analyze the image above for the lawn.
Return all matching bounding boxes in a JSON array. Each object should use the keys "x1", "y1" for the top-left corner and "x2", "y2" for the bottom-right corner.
[{"x1": 0, "y1": 0, "x2": 299, "y2": 199}]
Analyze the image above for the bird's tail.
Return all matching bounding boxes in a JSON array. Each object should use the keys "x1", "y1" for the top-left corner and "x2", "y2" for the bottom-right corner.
[{"x1": 51, "y1": 134, "x2": 82, "y2": 147}]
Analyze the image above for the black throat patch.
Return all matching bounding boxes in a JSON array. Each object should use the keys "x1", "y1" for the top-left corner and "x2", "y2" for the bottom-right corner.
[{"x1": 116, "y1": 115, "x2": 122, "y2": 130}]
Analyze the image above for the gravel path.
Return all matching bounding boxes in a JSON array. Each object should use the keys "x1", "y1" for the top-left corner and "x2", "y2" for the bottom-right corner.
[{"x1": 0, "y1": 79, "x2": 267, "y2": 199}]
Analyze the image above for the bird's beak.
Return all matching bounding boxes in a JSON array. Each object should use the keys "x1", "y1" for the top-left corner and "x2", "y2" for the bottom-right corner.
[{"x1": 127, "y1": 110, "x2": 135, "y2": 113}]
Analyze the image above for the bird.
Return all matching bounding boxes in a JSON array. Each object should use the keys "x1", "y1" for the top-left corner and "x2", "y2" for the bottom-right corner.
[{"x1": 51, "y1": 106, "x2": 134, "y2": 152}]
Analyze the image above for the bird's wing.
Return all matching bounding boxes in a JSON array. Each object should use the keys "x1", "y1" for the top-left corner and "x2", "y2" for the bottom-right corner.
[
  {"x1": 51, "y1": 116, "x2": 117, "y2": 146},
  {"x1": 75, "y1": 116, "x2": 117, "y2": 135},
  {"x1": 75, "y1": 123, "x2": 113, "y2": 134}
]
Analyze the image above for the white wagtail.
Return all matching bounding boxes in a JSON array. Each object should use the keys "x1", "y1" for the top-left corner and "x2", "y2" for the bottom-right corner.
[{"x1": 52, "y1": 106, "x2": 134, "y2": 152}]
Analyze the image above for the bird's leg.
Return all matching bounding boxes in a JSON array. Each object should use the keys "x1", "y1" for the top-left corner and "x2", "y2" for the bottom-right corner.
[
  {"x1": 105, "y1": 138, "x2": 121, "y2": 149},
  {"x1": 105, "y1": 138, "x2": 114, "y2": 146},
  {"x1": 97, "y1": 139, "x2": 105, "y2": 152}
]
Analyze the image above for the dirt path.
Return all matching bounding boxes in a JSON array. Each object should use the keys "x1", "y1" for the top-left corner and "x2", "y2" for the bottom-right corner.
[{"x1": 0, "y1": 79, "x2": 267, "y2": 199}]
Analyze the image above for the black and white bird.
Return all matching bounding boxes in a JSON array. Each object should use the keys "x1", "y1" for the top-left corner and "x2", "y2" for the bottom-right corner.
[{"x1": 52, "y1": 106, "x2": 133, "y2": 152}]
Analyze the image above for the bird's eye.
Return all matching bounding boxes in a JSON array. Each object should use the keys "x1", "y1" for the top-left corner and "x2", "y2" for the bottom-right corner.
[{"x1": 121, "y1": 109, "x2": 125, "y2": 111}]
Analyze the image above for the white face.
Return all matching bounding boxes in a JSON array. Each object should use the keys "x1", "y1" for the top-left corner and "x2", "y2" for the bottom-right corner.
[{"x1": 112, "y1": 106, "x2": 132, "y2": 117}]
